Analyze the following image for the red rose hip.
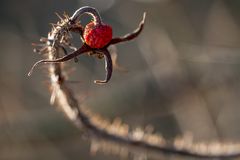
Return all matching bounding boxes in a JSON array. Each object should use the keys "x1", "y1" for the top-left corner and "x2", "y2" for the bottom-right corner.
[{"x1": 83, "y1": 22, "x2": 112, "y2": 48}]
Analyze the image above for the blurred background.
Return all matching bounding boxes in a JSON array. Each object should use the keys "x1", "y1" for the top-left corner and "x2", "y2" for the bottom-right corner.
[{"x1": 1, "y1": 0, "x2": 240, "y2": 159}]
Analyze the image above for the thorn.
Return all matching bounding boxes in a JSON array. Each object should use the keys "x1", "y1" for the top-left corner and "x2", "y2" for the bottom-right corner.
[
  {"x1": 32, "y1": 43, "x2": 46, "y2": 47},
  {"x1": 40, "y1": 37, "x2": 49, "y2": 42},
  {"x1": 55, "y1": 12, "x2": 64, "y2": 21},
  {"x1": 31, "y1": 43, "x2": 38, "y2": 46},
  {"x1": 49, "y1": 23, "x2": 58, "y2": 27},
  {"x1": 50, "y1": 87, "x2": 57, "y2": 105},
  {"x1": 33, "y1": 48, "x2": 40, "y2": 53},
  {"x1": 50, "y1": 23, "x2": 56, "y2": 30},
  {"x1": 63, "y1": 12, "x2": 70, "y2": 19}
]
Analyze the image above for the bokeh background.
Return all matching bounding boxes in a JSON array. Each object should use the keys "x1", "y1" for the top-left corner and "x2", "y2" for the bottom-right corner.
[{"x1": 1, "y1": 0, "x2": 240, "y2": 159}]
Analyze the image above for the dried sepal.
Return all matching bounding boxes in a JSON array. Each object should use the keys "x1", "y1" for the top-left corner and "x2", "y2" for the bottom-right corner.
[
  {"x1": 108, "y1": 12, "x2": 146, "y2": 46},
  {"x1": 28, "y1": 44, "x2": 91, "y2": 76},
  {"x1": 94, "y1": 49, "x2": 112, "y2": 84}
]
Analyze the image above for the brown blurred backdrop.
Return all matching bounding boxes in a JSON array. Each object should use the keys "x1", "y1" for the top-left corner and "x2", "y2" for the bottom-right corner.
[{"x1": 1, "y1": 0, "x2": 240, "y2": 159}]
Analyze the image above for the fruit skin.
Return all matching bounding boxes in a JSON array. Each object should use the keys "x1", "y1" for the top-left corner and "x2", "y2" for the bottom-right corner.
[{"x1": 83, "y1": 22, "x2": 112, "y2": 48}]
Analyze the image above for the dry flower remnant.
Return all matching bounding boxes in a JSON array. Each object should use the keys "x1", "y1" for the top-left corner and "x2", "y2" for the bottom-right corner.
[{"x1": 28, "y1": 6, "x2": 146, "y2": 84}]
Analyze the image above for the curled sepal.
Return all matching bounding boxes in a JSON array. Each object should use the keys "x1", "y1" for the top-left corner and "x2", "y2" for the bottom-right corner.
[
  {"x1": 108, "y1": 12, "x2": 146, "y2": 46},
  {"x1": 28, "y1": 44, "x2": 90, "y2": 76},
  {"x1": 94, "y1": 49, "x2": 112, "y2": 84},
  {"x1": 70, "y1": 6, "x2": 102, "y2": 25}
]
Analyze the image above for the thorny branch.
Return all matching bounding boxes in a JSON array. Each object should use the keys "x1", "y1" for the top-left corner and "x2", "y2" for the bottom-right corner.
[{"x1": 31, "y1": 7, "x2": 240, "y2": 159}]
